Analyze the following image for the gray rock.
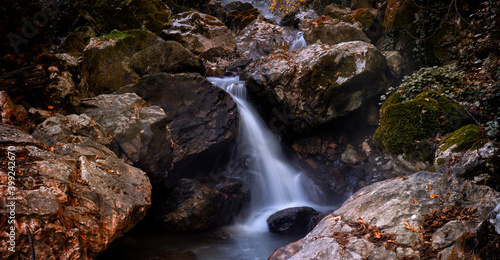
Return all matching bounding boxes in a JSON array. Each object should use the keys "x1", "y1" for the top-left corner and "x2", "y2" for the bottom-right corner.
[
  {"x1": 383, "y1": 51, "x2": 407, "y2": 79},
  {"x1": 244, "y1": 41, "x2": 386, "y2": 134},
  {"x1": 160, "y1": 11, "x2": 236, "y2": 54},
  {"x1": 491, "y1": 203, "x2": 500, "y2": 234},
  {"x1": 302, "y1": 18, "x2": 371, "y2": 46},
  {"x1": 81, "y1": 93, "x2": 173, "y2": 184},
  {"x1": 130, "y1": 41, "x2": 204, "y2": 76},
  {"x1": 0, "y1": 124, "x2": 151, "y2": 260},
  {"x1": 116, "y1": 73, "x2": 237, "y2": 182},
  {"x1": 270, "y1": 171, "x2": 500, "y2": 259}
]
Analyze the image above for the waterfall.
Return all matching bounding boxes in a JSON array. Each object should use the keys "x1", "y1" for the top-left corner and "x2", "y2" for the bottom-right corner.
[
  {"x1": 208, "y1": 76, "x2": 314, "y2": 232},
  {"x1": 289, "y1": 32, "x2": 307, "y2": 51}
]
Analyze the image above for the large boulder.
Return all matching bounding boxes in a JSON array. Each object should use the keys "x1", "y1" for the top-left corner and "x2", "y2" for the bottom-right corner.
[
  {"x1": 81, "y1": 29, "x2": 160, "y2": 95},
  {"x1": 267, "y1": 207, "x2": 323, "y2": 235},
  {"x1": 71, "y1": 0, "x2": 171, "y2": 34},
  {"x1": 116, "y1": 73, "x2": 237, "y2": 181},
  {"x1": 0, "y1": 123, "x2": 151, "y2": 259},
  {"x1": 302, "y1": 16, "x2": 370, "y2": 45},
  {"x1": 154, "y1": 178, "x2": 249, "y2": 232},
  {"x1": 244, "y1": 41, "x2": 387, "y2": 134},
  {"x1": 236, "y1": 17, "x2": 295, "y2": 59},
  {"x1": 223, "y1": 1, "x2": 261, "y2": 33},
  {"x1": 130, "y1": 41, "x2": 204, "y2": 76},
  {"x1": 373, "y1": 91, "x2": 473, "y2": 174},
  {"x1": 81, "y1": 93, "x2": 173, "y2": 184},
  {"x1": 0, "y1": 91, "x2": 28, "y2": 126},
  {"x1": 160, "y1": 11, "x2": 236, "y2": 54},
  {"x1": 269, "y1": 171, "x2": 500, "y2": 260},
  {"x1": 62, "y1": 26, "x2": 97, "y2": 55}
]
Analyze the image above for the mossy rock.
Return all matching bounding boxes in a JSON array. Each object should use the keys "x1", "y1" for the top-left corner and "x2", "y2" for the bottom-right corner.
[
  {"x1": 72, "y1": 0, "x2": 171, "y2": 34},
  {"x1": 373, "y1": 90, "x2": 473, "y2": 163},
  {"x1": 439, "y1": 124, "x2": 487, "y2": 153}
]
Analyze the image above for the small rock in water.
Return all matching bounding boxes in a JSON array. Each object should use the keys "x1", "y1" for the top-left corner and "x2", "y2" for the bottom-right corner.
[{"x1": 267, "y1": 207, "x2": 323, "y2": 235}]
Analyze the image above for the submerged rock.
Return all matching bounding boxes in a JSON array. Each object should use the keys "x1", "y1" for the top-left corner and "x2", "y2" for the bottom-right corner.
[
  {"x1": 270, "y1": 171, "x2": 500, "y2": 259},
  {"x1": 160, "y1": 11, "x2": 237, "y2": 54},
  {"x1": 244, "y1": 41, "x2": 386, "y2": 134},
  {"x1": 81, "y1": 93, "x2": 173, "y2": 184},
  {"x1": 267, "y1": 207, "x2": 323, "y2": 235},
  {"x1": 0, "y1": 123, "x2": 151, "y2": 259},
  {"x1": 116, "y1": 73, "x2": 237, "y2": 182}
]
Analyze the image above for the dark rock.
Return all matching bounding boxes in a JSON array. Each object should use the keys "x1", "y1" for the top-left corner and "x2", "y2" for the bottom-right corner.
[
  {"x1": 199, "y1": 47, "x2": 251, "y2": 77},
  {"x1": 81, "y1": 93, "x2": 173, "y2": 184},
  {"x1": 270, "y1": 171, "x2": 500, "y2": 259},
  {"x1": 72, "y1": 0, "x2": 171, "y2": 34},
  {"x1": 62, "y1": 26, "x2": 97, "y2": 55},
  {"x1": 302, "y1": 16, "x2": 370, "y2": 45},
  {"x1": 224, "y1": 1, "x2": 261, "y2": 33},
  {"x1": 116, "y1": 73, "x2": 237, "y2": 182},
  {"x1": 160, "y1": 11, "x2": 236, "y2": 54},
  {"x1": 155, "y1": 179, "x2": 248, "y2": 232},
  {"x1": 82, "y1": 29, "x2": 160, "y2": 95},
  {"x1": 244, "y1": 41, "x2": 387, "y2": 134},
  {"x1": 130, "y1": 41, "x2": 204, "y2": 76},
  {"x1": 0, "y1": 91, "x2": 28, "y2": 127},
  {"x1": 383, "y1": 51, "x2": 407, "y2": 80},
  {"x1": 214, "y1": 177, "x2": 244, "y2": 194},
  {"x1": 267, "y1": 207, "x2": 322, "y2": 235},
  {"x1": 0, "y1": 124, "x2": 151, "y2": 260},
  {"x1": 351, "y1": 0, "x2": 376, "y2": 10}
]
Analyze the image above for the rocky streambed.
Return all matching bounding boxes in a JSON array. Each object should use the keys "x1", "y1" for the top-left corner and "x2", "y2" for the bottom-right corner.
[{"x1": 1, "y1": 0, "x2": 499, "y2": 259}]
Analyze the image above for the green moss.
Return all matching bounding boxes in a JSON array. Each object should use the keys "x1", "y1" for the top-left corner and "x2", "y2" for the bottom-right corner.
[
  {"x1": 72, "y1": 0, "x2": 171, "y2": 34},
  {"x1": 373, "y1": 90, "x2": 473, "y2": 162},
  {"x1": 439, "y1": 124, "x2": 486, "y2": 152}
]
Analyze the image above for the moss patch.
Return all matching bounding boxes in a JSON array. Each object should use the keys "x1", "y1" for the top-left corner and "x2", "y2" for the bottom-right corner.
[
  {"x1": 439, "y1": 124, "x2": 487, "y2": 152},
  {"x1": 373, "y1": 91, "x2": 473, "y2": 162}
]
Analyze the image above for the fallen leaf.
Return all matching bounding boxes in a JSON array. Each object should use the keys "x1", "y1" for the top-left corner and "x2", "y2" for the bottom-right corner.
[
  {"x1": 47, "y1": 105, "x2": 54, "y2": 110},
  {"x1": 430, "y1": 194, "x2": 437, "y2": 198},
  {"x1": 140, "y1": 130, "x2": 145, "y2": 133},
  {"x1": 330, "y1": 216, "x2": 342, "y2": 221},
  {"x1": 107, "y1": 170, "x2": 114, "y2": 173},
  {"x1": 427, "y1": 183, "x2": 432, "y2": 190},
  {"x1": 412, "y1": 200, "x2": 418, "y2": 203},
  {"x1": 49, "y1": 146, "x2": 55, "y2": 151},
  {"x1": 424, "y1": 98, "x2": 429, "y2": 102},
  {"x1": 373, "y1": 231, "x2": 381, "y2": 239}
]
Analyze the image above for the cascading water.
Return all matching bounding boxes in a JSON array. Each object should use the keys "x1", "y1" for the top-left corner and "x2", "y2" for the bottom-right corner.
[
  {"x1": 208, "y1": 76, "x2": 317, "y2": 232},
  {"x1": 289, "y1": 32, "x2": 307, "y2": 51}
]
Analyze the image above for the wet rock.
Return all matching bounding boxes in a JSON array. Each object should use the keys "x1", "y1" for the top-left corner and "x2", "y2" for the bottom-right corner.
[
  {"x1": 341, "y1": 144, "x2": 366, "y2": 164},
  {"x1": 154, "y1": 179, "x2": 248, "y2": 232},
  {"x1": 267, "y1": 207, "x2": 323, "y2": 235},
  {"x1": 302, "y1": 16, "x2": 370, "y2": 45},
  {"x1": 200, "y1": 47, "x2": 251, "y2": 77},
  {"x1": 82, "y1": 29, "x2": 160, "y2": 95},
  {"x1": 323, "y1": 4, "x2": 351, "y2": 19},
  {"x1": 32, "y1": 114, "x2": 111, "y2": 147},
  {"x1": 270, "y1": 171, "x2": 500, "y2": 259},
  {"x1": 351, "y1": 0, "x2": 376, "y2": 10},
  {"x1": 373, "y1": 91, "x2": 473, "y2": 174},
  {"x1": 0, "y1": 91, "x2": 28, "y2": 126},
  {"x1": 236, "y1": 17, "x2": 295, "y2": 59},
  {"x1": 492, "y1": 203, "x2": 500, "y2": 234},
  {"x1": 0, "y1": 124, "x2": 151, "y2": 259},
  {"x1": 81, "y1": 93, "x2": 173, "y2": 184},
  {"x1": 130, "y1": 41, "x2": 204, "y2": 76},
  {"x1": 244, "y1": 41, "x2": 386, "y2": 134},
  {"x1": 72, "y1": 0, "x2": 171, "y2": 34},
  {"x1": 224, "y1": 1, "x2": 261, "y2": 33},
  {"x1": 160, "y1": 11, "x2": 236, "y2": 54},
  {"x1": 62, "y1": 26, "x2": 97, "y2": 55},
  {"x1": 116, "y1": 73, "x2": 237, "y2": 182}
]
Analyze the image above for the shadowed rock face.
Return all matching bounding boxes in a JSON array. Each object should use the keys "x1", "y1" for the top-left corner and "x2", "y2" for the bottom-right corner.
[
  {"x1": 267, "y1": 207, "x2": 323, "y2": 235},
  {"x1": 269, "y1": 171, "x2": 500, "y2": 260},
  {"x1": 0, "y1": 123, "x2": 152, "y2": 259},
  {"x1": 244, "y1": 41, "x2": 387, "y2": 135},
  {"x1": 117, "y1": 73, "x2": 237, "y2": 182}
]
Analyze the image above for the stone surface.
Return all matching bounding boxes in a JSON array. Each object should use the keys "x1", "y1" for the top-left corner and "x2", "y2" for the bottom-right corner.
[
  {"x1": 267, "y1": 207, "x2": 323, "y2": 235},
  {"x1": 0, "y1": 91, "x2": 28, "y2": 126},
  {"x1": 383, "y1": 51, "x2": 407, "y2": 79},
  {"x1": 160, "y1": 11, "x2": 237, "y2": 54},
  {"x1": 302, "y1": 16, "x2": 370, "y2": 46},
  {"x1": 244, "y1": 41, "x2": 386, "y2": 134},
  {"x1": 32, "y1": 113, "x2": 111, "y2": 148},
  {"x1": 82, "y1": 29, "x2": 160, "y2": 95},
  {"x1": 351, "y1": 0, "x2": 376, "y2": 10},
  {"x1": 116, "y1": 73, "x2": 237, "y2": 181},
  {"x1": 72, "y1": 0, "x2": 171, "y2": 33},
  {"x1": 0, "y1": 124, "x2": 151, "y2": 259},
  {"x1": 270, "y1": 171, "x2": 500, "y2": 260},
  {"x1": 154, "y1": 178, "x2": 248, "y2": 232},
  {"x1": 341, "y1": 144, "x2": 367, "y2": 164},
  {"x1": 81, "y1": 93, "x2": 173, "y2": 184},
  {"x1": 236, "y1": 17, "x2": 295, "y2": 59},
  {"x1": 130, "y1": 41, "x2": 204, "y2": 76},
  {"x1": 224, "y1": 1, "x2": 261, "y2": 33},
  {"x1": 62, "y1": 26, "x2": 97, "y2": 55}
]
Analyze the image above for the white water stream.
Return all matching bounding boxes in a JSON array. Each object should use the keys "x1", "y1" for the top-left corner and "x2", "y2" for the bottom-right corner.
[{"x1": 208, "y1": 76, "x2": 320, "y2": 233}]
